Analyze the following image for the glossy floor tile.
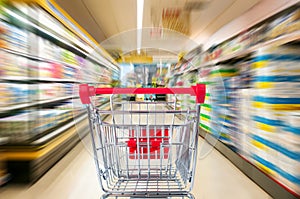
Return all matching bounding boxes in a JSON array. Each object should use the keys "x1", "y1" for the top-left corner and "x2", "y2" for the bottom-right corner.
[{"x1": 0, "y1": 136, "x2": 270, "y2": 199}]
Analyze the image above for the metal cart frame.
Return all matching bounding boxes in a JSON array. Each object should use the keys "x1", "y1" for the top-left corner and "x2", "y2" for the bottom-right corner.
[{"x1": 79, "y1": 84, "x2": 206, "y2": 198}]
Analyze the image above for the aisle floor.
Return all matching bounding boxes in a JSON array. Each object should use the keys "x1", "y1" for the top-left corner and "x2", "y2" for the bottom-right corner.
[{"x1": 0, "y1": 136, "x2": 271, "y2": 199}]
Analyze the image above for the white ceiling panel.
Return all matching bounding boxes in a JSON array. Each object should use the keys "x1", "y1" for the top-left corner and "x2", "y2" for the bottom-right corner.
[
  {"x1": 55, "y1": 0, "x2": 107, "y2": 42},
  {"x1": 191, "y1": 0, "x2": 260, "y2": 43},
  {"x1": 189, "y1": 0, "x2": 236, "y2": 39},
  {"x1": 55, "y1": 0, "x2": 261, "y2": 60}
]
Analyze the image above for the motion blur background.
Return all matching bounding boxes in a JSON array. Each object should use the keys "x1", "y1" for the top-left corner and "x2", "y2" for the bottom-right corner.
[{"x1": 0, "y1": 0, "x2": 300, "y2": 198}]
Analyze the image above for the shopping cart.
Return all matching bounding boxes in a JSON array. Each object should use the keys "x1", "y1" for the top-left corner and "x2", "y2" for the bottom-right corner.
[{"x1": 79, "y1": 84, "x2": 206, "y2": 199}]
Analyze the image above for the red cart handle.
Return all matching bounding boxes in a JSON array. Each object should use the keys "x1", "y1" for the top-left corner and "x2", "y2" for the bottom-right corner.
[{"x1": 79, "y1": 84, "x2": 206, "y2": 104}]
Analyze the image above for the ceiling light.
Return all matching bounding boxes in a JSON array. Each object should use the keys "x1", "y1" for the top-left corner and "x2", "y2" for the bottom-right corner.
[{"x1": 137, "y1": 0, "x2": 144, "y2": 54}]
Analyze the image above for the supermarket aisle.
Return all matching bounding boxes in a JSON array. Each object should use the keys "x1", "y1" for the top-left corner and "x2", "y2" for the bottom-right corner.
[{"x1": 0, "y1": 136, "x2": 271, "y2": 199}]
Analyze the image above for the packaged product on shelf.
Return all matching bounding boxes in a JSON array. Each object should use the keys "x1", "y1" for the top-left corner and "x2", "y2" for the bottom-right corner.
[
  {"x1": 0, "y1": 108, "x2": 74, "y2": 142},
  {"x1": 35, "y1": 110, "x2": 57, "y2": 132},
  {"x1": 237, "y1": 30, "x2": 253, "y2": 50},
  {"x1": 248, "y1": 45, "x2": 300, "y2": 194},
  {"x1": 0, "y1": 20, "x2": 28, "y2": 53},
  {"x1": 37, "y1": 83, "x2": 73, "y2": 100},
  {"x1": 61, "y1": 49, "x2": 77, "y2": 65},
  {"x1": 37, "y1": 37, "x2": 55, "y2": 59},
  {"x1": 53, "y1": 44, "x2": 62, "y2": 61},
  {"x1": 56, "y1": 100, "x2": 85, "y2": 116},
  {"x1": 180, "y1": 61, "x2": 190, "y2": 73},
  {"x1": 35, "y1": 109, "x2": 72, "y2": 132},
  {"x1": 64, "y1": 83, "x2": 73, "y2": 95},
  {"x1": 248, "y1": 23, "x2": 269, "y2": 46},
  {"x1": 37, "y1": 83, "x2": 55, "y2": 100},
  {"x1": 63, "y1": 64, "x2": 77, "y2": 79},
  {"x1": 0, "y1": 21, "x2": 8, "y2": 48},
  {"x1": 189, "y1": 55, "x2": 202, "y2": 70},
  {"x1": 237, "y1": 88, "x2": 253, "y2": 158},
  {"x1": 38, "y1": 62, "x2": 53, "y2": 78},
  {"x1": 180, "y1": 72, "x2": 197, "y2": 109},
  {"x1": 250, "y1": 133, "x2": 300, "y2": 195},
  {"x1": 0, "y1": 111, "x2": 35, "y2": 141},
  {"x1": 266, "y1": 8, "x2": 300, "y2": 39},
  {"x1": 91, "y1": 96, "x2": 108, "y2": 107},
  {"x1": 0, "y1": 51, "x2": 28, "y2": 78},
  {"x1": 202, "y1": 8, "x2": 299, "y2": 63},
  {"x1": 209, "y1": 65, "x2": 237, "y2": 79},
  {"x1": 37, "y1": 60, "x2": 79, "y2": 80},
  {"x1": 10, "y1": 53, "x2": 28, "y2": 77},
  {"x1": 283, "y1": 111, "x2": 300, "y2": 128},
  {"x1": 229, "y1": 36, "x2": 244, "y2": 54},
  {"x1": 198, "y1": 68, "x2": 214, "y2": 133},
  {"x1": 76, "y1": 56, "x2": 86, "y2": 67},
  {"x1": 207, "y1": 65, "x2": 239, "y2": 146},
  {"x1": 50, "y1": 63, "x2": 64, "y2": 79},
  {"x1": 285, "y1": 11, "x2": 300, "y2": 34},
  {"x1": 48, "y1": 62, "x2": 64, "y2": 79},
  {"x1": 0, "y1": 83, "x2": 34, "y2": 107}
]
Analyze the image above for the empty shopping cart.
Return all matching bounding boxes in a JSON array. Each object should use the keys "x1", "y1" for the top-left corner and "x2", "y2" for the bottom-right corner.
[{"x1": 79, "y1": 84, "x2": 206, "y2": 198}]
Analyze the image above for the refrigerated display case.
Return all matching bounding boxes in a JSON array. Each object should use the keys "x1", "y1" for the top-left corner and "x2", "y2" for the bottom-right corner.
[{"x1": 0, "y1": 0, "x2": 120, "y2": 183}]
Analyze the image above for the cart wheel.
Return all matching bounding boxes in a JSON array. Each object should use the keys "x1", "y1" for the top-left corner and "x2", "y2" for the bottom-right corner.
[
  {"x1": 100, "y1": 193, "x2": 109, "y2": 199},
  {"x1": 187, "y1": 193, "x2": 195, "y2": 199}
]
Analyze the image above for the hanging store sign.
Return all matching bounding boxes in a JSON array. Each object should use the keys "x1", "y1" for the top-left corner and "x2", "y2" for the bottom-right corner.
[{"x1": 162, "y1": 8, "x2": 190, "y2": 35}]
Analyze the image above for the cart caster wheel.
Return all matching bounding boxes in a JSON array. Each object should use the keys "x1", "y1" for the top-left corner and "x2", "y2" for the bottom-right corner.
[
  {"x1": 187, "y1": 193, "x2": 195, "y2": 199},
  {"x1": 100, "y1": 194, "x2": 109, "y2": 199}
]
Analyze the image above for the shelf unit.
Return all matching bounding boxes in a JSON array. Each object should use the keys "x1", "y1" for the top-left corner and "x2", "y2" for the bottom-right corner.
[
  {"x1": 3, "y1": 118, "x2": 88, "y2": 183},
  {"x1": 174, "y1": 30, "x2": 300, "y2": 76},
  {"x1": 1, "y1": 47, "x2": 81, "y2": 69},
  {"x1": 1, "y1": 3, "x2": 119, "y2": 73},
  {"x1": 0, "y1": 96, "x2": 76, "y2": 113},
  {"x1": 0, "y1": 0, "x2": 120, "y2": 184},
  {"x1": 169, "y1": 3, "x2": 300, "y2": 198},
  {"x1": 0, "y1": 76, "x2": 100, "y2": 83},
  {"x1": 199, "y1": 129, "x2": 298, "y2": 199},
  {"x1": 31, "y1": 113, "x2": 87, "y2": 145},
  {"x1": 1, "y1": 102, "x2": 115, "y2": 184}
]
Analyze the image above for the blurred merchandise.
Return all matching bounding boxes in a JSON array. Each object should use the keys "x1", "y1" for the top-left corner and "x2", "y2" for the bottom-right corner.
[
  {"x1": 202, "y1": 44, "x2": 300, "y2": 194},
  {"x1": 0, "y1": 83, "x2": 76, "y2": 108},
  {"x1": 0, "y1": 20, "x2": 28, "y2": 53},
  {"x1": 180, "y1": 71, "x2": 197, "y2": 110},
  {"x1": 266, "y1": 8, "x2": 300, "y2": 39},
  {"x1": 0, "y1": 83, "x2": 32, "y2": 107},
  {"x1": 195, "y1": 45, "x2": 300, "y2": 195},
  {"x1": 198, "y1": 68, "x2": 213, "y2": 133},
  {"x1": 183, "y1": 16, "x2": 299, "y2": 193},
  {"x1": 93, "y1": 96, "x2": 110, "y2": 107},
  {"x1": 0, "y1": 50, "x2": 28, "y2": 77},
  {"x1": 179, "y1": 8, "x2": 300, "y2": 65},
  {"x1": 205, "y1": 65, "x2": 238, "y2": 146},
  {"x1": 38, "y1": 62, "x2": 77, "y2": 80},
  {"x1": 248, "y1": 45, "x2": 300, "y2": 194},
  {"x1": 0, "y1": 0, "x2": 298, "y2": 197},
  {"x1": 37, "y1": 83, "x2": 74, "y2": 100},
  {"x1": 0, "y1": 109, "x2": 73, "y2": 142},
  {"x1": 0, "y1": 0, "x2": 119, "y2": 185}
]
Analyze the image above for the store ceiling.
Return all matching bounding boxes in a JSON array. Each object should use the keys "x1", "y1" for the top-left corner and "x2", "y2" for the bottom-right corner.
[{"x1": 55, "y1": 0, "x2": 260, "y2": 63}]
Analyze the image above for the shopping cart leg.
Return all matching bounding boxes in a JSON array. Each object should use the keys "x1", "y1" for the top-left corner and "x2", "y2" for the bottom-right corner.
[
  {"x1": 186, "y1": 193, "x2": 195, "y2": 199},
  {"x1": 100, "y1": 193, "x2": 110, "y2": 199}
]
